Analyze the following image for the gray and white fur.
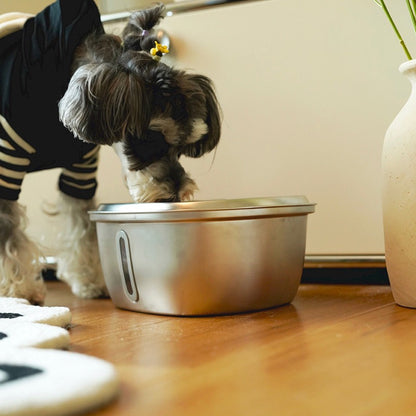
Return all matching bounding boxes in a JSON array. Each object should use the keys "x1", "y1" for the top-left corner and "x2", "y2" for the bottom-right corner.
[{"x1": 0, "y1": 3, "x2": 221, "y2": 303}]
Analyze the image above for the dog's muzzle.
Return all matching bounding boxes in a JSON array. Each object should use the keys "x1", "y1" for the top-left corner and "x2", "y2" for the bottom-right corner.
[{"x1": 128, "y1": 130, "x2": 170, "y2": 169}]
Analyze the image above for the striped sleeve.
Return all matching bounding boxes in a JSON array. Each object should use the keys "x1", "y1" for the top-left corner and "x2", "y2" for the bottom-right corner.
[
  {"x1": 58, "y1": 145, "x2": 99, "y2": 199},
  {"x1": 0, "y1": 115, "x2": 36, "y2": 200}
]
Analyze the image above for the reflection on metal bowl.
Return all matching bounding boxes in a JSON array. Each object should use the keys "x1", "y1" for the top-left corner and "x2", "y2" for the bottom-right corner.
[{"x1": 89, "y1": 196, "x2": 315, "y2": 316}]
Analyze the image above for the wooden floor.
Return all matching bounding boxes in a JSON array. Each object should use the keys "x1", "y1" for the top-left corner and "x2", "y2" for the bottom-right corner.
[{"x1": 45, "y1": 281, "x2": 416, "y2": 416}]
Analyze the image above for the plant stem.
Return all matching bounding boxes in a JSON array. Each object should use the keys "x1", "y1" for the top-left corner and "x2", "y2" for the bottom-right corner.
[
  {"x1": 406, "y1": 0, "x2": 416, "y2": 32},
  {"x1": 379, "y1": 0, "x2": 413, "y2": 59}
]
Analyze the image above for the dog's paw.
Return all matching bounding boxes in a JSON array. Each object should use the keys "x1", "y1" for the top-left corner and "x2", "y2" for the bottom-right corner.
[
  {"x1": 27, "y1": 278, "x2": 47, "y2": 305},
  {"x1": 70, "y1": 282, "x2": 109, "y2": 299},
  {"x1": 0, "y1": 275, "x2": 46, "y2": 305},
  {"x1": 178, "y1": 177, "x2": 198, "y2": 201},
  {"x1": 57, "y1": 261, "x2": 108, "y2": 299}
]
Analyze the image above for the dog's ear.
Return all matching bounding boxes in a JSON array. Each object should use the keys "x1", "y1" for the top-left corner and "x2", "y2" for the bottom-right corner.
[
  {"x1": 59, "y1": 62, "x2": 149, "y2": 145},
  {"x1": 179, "y1": 74, "x2": 221, "y2": 158}
]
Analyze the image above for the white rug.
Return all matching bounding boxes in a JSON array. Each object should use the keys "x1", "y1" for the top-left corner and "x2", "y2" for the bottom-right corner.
[
  {"x1": 0, "y1": 298, "x2": 72, "y2": 327},
  {"x1": 0, "y1": 297, "x2": 119, "y2": 416},
  {"x1": 0, "y1": 348, "x2": 119, "y2": 416},
  {"x1": 0, "y1": 322, "x2": 70, "y2": 349}
]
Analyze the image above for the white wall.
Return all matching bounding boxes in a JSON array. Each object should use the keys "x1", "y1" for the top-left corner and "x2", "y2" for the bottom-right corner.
[
  {"x1": 118, "y1": 0, "x2": 412, "y2": 255},
  {"x1": 2, "y1": 0, "x2": 416, "y2": 256}
]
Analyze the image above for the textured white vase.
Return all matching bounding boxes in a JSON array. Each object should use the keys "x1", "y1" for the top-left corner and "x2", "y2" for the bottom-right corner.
[{"x1": 382, "y1": 59, "x2": 416, "y2": 308}]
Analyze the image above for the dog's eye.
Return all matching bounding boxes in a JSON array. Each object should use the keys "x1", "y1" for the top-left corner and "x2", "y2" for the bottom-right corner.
[{"x1": 127, "y1": 130, "x2": 170, "y2": 169}]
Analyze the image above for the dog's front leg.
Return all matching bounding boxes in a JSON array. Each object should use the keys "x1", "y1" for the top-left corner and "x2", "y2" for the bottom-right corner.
[
  {"x1": 0, "y1": 199, "x2": 46, "y2": 304},
  {"x1": 55, "y1": 193, "x2": 107, "y2": 298}
]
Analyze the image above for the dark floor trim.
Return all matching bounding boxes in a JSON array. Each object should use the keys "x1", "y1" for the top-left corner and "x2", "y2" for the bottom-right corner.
[{"x1": 301, "y1": 267, "x2": 390, "y2": 285}]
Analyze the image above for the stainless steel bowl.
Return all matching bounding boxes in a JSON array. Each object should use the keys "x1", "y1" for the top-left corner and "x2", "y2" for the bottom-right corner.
[{"x1": 89, "y1": 196, "x2": 315, "y2": 316}]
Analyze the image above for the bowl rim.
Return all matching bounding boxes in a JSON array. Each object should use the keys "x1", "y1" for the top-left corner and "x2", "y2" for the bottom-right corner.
[{"x1": 89, "y1": 195, "x2": 316, "y2": 223}]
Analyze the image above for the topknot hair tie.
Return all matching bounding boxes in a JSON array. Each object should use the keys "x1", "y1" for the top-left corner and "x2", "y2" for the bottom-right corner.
[{"x1": 150, "y1": 41, "x2": 169, "y2": 61}]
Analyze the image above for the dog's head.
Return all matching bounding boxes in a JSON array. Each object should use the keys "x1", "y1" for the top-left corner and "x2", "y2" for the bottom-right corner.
[{"x1": 59, "y1": 4, "x2": 221, "y2": 202}]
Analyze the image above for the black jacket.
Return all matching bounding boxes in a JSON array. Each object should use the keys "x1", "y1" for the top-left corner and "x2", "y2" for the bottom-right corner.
[{"x1": 0, "y1": 0, "x2": 103, "y2": 200}]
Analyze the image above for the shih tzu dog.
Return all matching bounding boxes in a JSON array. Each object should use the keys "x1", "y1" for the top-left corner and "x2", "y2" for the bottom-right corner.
[{"x1": 0, "y1": 0, "x2": 221, "y2": 303}]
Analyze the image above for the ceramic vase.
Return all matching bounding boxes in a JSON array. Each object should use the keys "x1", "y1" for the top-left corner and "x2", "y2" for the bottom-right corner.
[{"x1": 382, "y1": 59, "x2": 416, "y2": 307}]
